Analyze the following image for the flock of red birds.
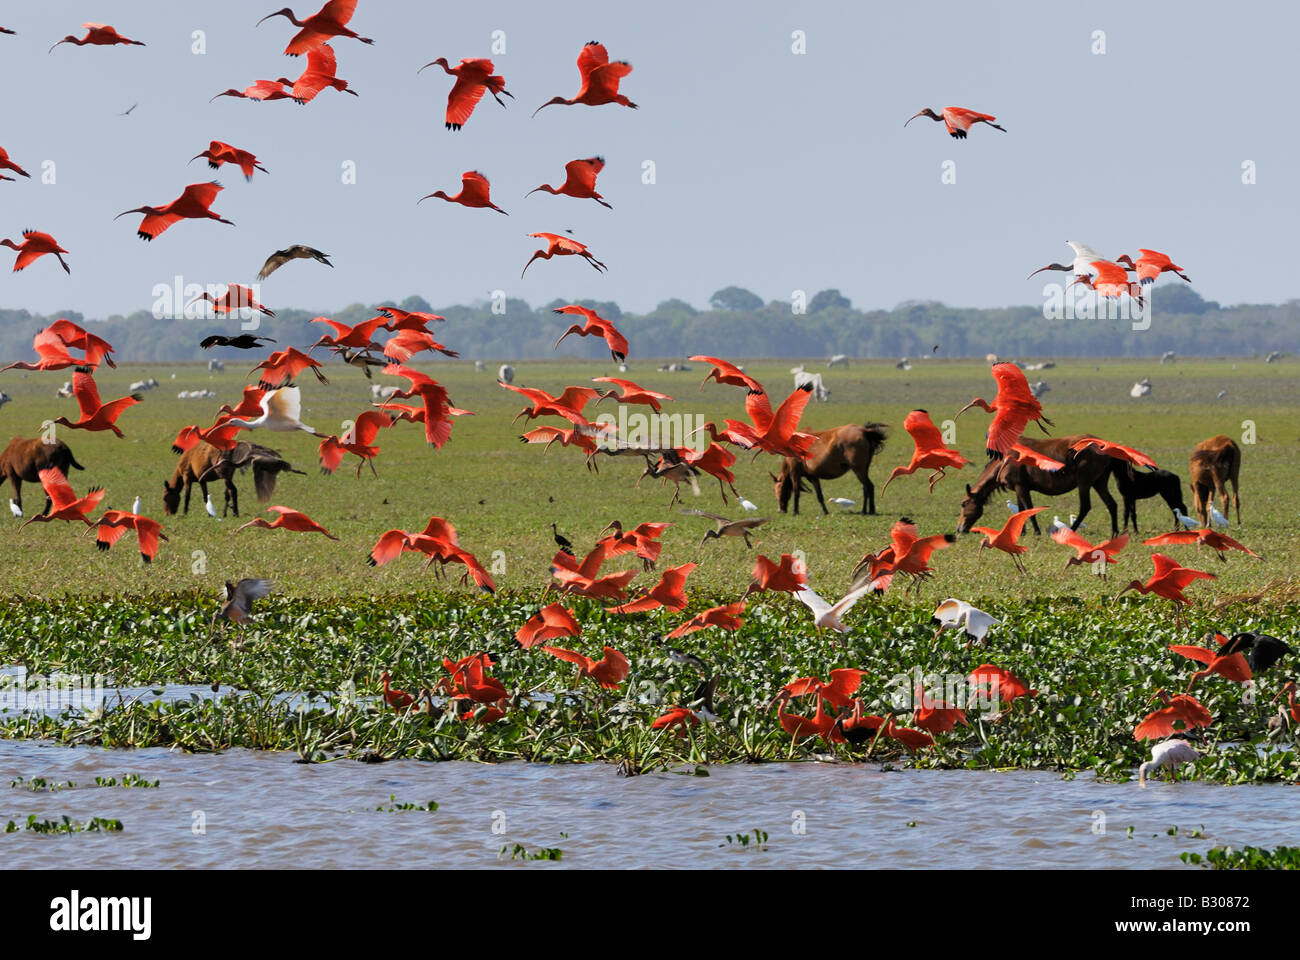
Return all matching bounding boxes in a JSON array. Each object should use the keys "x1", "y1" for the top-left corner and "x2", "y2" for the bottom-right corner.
[{"x1": 0, "y1": 9, "x2": 1279, "y2": 775}]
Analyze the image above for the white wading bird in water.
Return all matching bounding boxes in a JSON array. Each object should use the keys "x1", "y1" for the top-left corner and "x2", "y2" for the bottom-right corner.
[{"x1": 1138, "y1": 738, "x2": 1200, "y2": 786}]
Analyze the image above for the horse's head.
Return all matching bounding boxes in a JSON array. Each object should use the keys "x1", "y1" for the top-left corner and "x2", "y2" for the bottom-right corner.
[
  {"x1": 770, "y1": 468, "x2": 792, "y2": 513},
  {"x1": 162, "y1": 478, "x2": 182, "y2": 516},
  {"x1": 957, "y1": 482, "x2": 987, "y2": 534},
  {"x1": 1155, "y1": 469, "x2": 1188, "y2": 520}
]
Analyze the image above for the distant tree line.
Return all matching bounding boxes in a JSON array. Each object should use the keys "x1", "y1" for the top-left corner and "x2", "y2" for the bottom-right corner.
[{"x1": 0, "y1": 285, "x2": 1293, "y2": 364}]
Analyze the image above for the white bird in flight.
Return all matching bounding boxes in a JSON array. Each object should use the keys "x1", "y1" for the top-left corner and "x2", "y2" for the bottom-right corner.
[
  {"x1": 932, "y1": 598, "x2": 1000, "y2": 645},
  {"x1": 793, "y1": 582, "x2": 876, "y2": 634}
]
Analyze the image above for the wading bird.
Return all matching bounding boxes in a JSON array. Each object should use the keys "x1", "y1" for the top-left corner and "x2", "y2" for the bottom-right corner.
[
  {"x1": 0, "y1": 146, "x2": 30, "y2": 179},
  {"x1": 1052, "y1": 527, "x2": 1129, "y2": 575},
  {"x1": 256, "y1": 1, "x2": 373, "y2": 56},
  {"x1": 607, "y1": 562, "x2": 697, "y2": 614},
  {"x1": 49, "y1": 23, "x2": 145, "y2": 53},
  {"x1": 500, "y1": 382, "x2": 601, "y2": 427},
  {"x1": 1133, "y1": 689, "x2": 1212, "y2": 741},
  {"x1": 1071, "y1": 437, "x2": 1156, "y2": 469},
  {"x1": 318, "y1": 410, "x2": 392, "y2": 476},
  {"x1": 540, "y1": 644, "x2": 630, "y2": 690},
  {"x1": 1143, "y1": 528, "x2": 1261, "y2": 562},
  {"x1": 969, "y1": 507, "x2": 1045, "y2": 574},
  {"x1": 681, "y1": 509, "x2": 768, "y2": 549},
  {"x1": 190, "y1": 284, "x2": 275, "y2": 318},
  {"x1": 967, "y1": 664, "x2": 1036, "y2": 715},
  {"x1": 191, "y1": 141, "x2": 268, "y2": 181},
  {"x1": 792, "y1": 582, "x2": 877, "y2": 635},
  {"x1": 116, "y1": 182, "x2": 234, "y2": 241},
  {"x1": 743, "y1": 553, "x2": 808, "y2": 596},
  {"x1": 689, "y1": 355, "x2": 763, "y2": 393},
  {"x1": 419, "y1": 171, "x2": 507, "y2": 214},
  {"x1": 595, "y1": 520, "x2": 672, "y2": 570},
  {"x1": 257, "y1": 244, "x2": 332, "y2": 279},
  {"x1": 552, "y1": 305, "x2": 629, "y2": 362},
  {"x1": 307, "y1": 315, "x2": 386, "y2": 353},
  {"x1": 1027, "y1": 242, "x2": 1118, "y2": 282},
  {"x1": 905, "y1": 106, "x2": 1005, "y2": 138},
  {"x1": 380, "y1": 670, "x2": 414, "y2": 710},
  {"x1": 418, "y1": 57, "x2": 511, "y2": 130},
  {"x1": 285, "y1": 43, "x2": 358, "y2": 102},
  {"x1": 201, "y1": 334, "x2": 277, "y2": 350},
  {"x1": 932, "y1": 598, "x2": 999, "y2": 645},
  {"x1": 550, "y1": 543, "x2": 638, "y2": 602},
  {"x1": 593, "y1": 377, "x2": 672, "y2": 412},
  {"x1": 250, "y1": 347, "x2": 328, "y2": 390},
  {"x1": 42, "y1": 320, "x2": 116, "y2": 369},
  {"x1": 382, "y1": 365, "x2": 459, "y2": 447},
  {"x1": 1116, "y1": 554, "x2": 1216, "y2": 625},
  {"x1": 1069, "y1": 261, "x2": 1146, "y2": 309},
  {"x1": 521, "y1": 233, "x2": 606, "y2": 277},
  {"x1": 527, "y1": 157, "x2": 611, "y2": 208},
  {"x1": 85, "y1": 510, "x2": 168, "y2": 563},
  {"x1": 667, "y1": 601, "x2": 746, "y2": 640},
  {"x1": 533, "y1": 42, "x2": 637, "y2": 116},
  {"x1": 1218, "y1": 632, "x2": 1292, "y2": 672},
  {"x1": 21, "y1": 468, "x2": 103, "y2": 527},
  {"x1": 218, "y1": 578, "x2": 273, "y2": 625},
  {"x1": 882, "y1": 409, "x2": 971, "y2": 494},
  {"x1": 210, "y1": 80, "x2": 294, "y2": 102},
  {"x1": 515, "y1": 604, "x2": 581, "y2": 648},
  {"x1": 1, "y1": 230, "x2": 70, "y2": 274},
  {"x1": 1170, "y1": 640, "x2": 1251, "y2": 694},
  {"x1": 237, "y1": 505, "x2": 338, "y2": 539},
  {"x1": 957, "y1": 362, "x2": 1053, "y2": 457},
  {"x1": 53, "y1": 372, "x2": 141, "y2": 437},
  {"x1": 1116, "y1": 249, "x2": 1191, "y2": 285},
  {"x1": 1138, "y1": 738, "x2": 1200, "y2": 786}
]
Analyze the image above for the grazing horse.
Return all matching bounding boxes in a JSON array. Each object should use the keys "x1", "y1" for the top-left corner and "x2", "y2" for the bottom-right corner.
[
  {"x1": 164, "y1": 440, "x2": 304, "y2": 517},
  {"x1": 771, "y1": 423, "x2": 887, "y2": 515},
  {"x1": 957, "y1": 435, "x2": 1119, "y2": 536},
  {"x1": 1189, "y1": 435, "x2": 1241, "y2": 525},
  {"x1": 0, "y1": 436, "x2": 86, "y2": 516},
  {"x1": 1110, "y1": 462, "x2": 1186, "y2": 533}
]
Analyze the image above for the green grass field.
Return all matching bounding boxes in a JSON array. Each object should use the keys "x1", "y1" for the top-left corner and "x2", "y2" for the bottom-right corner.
[{"x1": 0, "y1": 356, "x2": 1296, "y2": 606}]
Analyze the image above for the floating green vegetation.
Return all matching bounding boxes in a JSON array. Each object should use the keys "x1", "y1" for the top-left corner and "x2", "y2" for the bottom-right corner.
[
  {"x1": 375, "y1": 795, "x2": 437, "y2": 813},
  {"x1": 5, "y1": 814, "x2": 124, "y2": 834},
  {"x1": 1181, "y1": 845, "x2": 1300, "y2": 869},
  {"x1": 721, "y1": 829, "x2": 769, "y2": 850},
  {"x1": 500, "y1": 843, "x2": 563, "y2": 861}
]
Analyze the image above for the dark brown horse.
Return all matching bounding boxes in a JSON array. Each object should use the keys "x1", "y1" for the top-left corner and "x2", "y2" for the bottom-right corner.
[
  {"x1": 164, "y1": 441, "x2": 305, "y2": 517},
  {"x1": 957, "y1": 435, "x2": 1119, "y2": 536},
  {"x1": 0, "y1": 436, "x2": 85, "y2": 516},
  {"x1": 772, "y1": 423, "x2": 887, "y2": 515},
  {"x1": 1110, "y1": 461, "x2": 1186, "y2": 533},
  {"x1": 1189, "y1": 435, "x2": 1240, "y2": 525}
]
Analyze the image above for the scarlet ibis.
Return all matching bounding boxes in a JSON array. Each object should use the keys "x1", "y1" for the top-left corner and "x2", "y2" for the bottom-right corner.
[
  {"x1": 1272, "y1": 682, "x2": 1300, "y2": 729},
  {"x1": 905, "y1": 106, "x2": 1005, "y2": 139},
  {"x1": 1070, "y1": 261, "x2": 1146, "y2": 309},
  {"x1": 852, "y1": 518, "x2": 956, "y2": 592},
  {"x1": 1116, "y1": 554, "x2": 1216, "y2": 625},
  {"x1": 607, "y1": 563, "x2": 697, "y2": 614},
  {"x1": 238, "y1": 505, "x2": 339, "y2": 539},
  {"x1": 3, "y1": 322, "x2": 109, "y2": 372},
  {"x1": 49, "y1": 23, "x2": 145, "y2": 53},
  {"x1": 519, "y1": 425, "x2": 601, "y2": 468},
  {"x1": 552, "y1": 305, "x2": 629, "y2": 362},
  {"x1": 527, "y1": 157, "x2": 611, "y2": 208},
  {"x1": 593, "y1": 377, "x2": 672, "y2": 412},
  {"x1": 418, "y1": 57, "x2": 512, "y2": 130},
  {"x1": 967, "y1": 664, "x2": 1036, "y2": 713},
  {"x1": 969, "y1": 507, "x2": 1045, "y2": 574},
  {"x1": 956, "y1": 362, "x2": 1053, "y2": 457},
  {"x1": 46, "y1": 321, "x2": 115, "y2": 369},
  {"x1": 218, "y1": 579, "x2": 274, "y2": 625},
  {"x1": 912, "y1": 685, "x2": 969, "y2": 735},
  {"x1": 830, "y1": 700, "x2": 885, "y2": 746},
  {"x1": 380, "y1": 671, "x2": 414, "y2": 710},
  {"x1": 689, "y1": 355, "x2": 763, "y2": 393},
  {"x1": 191, "y1": 141, "x2": 268, "y2": 181},
  {"x1": 210, "y1": 80, "x2": 294, "y2": 103},
  {"x1": 284, "y1": 44, "x2": 358, "y2": 102},
  {"x1": 780, "y1": 669, "x2": 866, "y2": 708},
  {"x1": 552, "y1": 548, "x2": 637, "y2": 602},
  {"x1": 381, "y1": 329, "x2": 457, "y2": 363},
  {"x1": 0, "y1": 147, "x2": 30, "y2": 179},
  {"x1": 743, "y1": 553, "x2": 808, "y2": 596},
  {"x1": 521, "y1": 233, "x2": 607, "y2": 277},
  {"x1": 768, "y1": 689, "x2": 838, "y2": 743},
  {"x1": 667, "y1": 600, "x2": 746, "y2": 640},
  {"x1": 86, "y1": 510, "x2": 168, "y2": 563},
  {"x1": 1116, "y1": 249, "x2": 1190, "y2": 285},
  {"x1": 720, "y1": 384, "x2": 817, "y2": 459},
  {"x1": 1170, "y1": 642, "x2": 1251, "y2": 694},
  {"x1": 250, "y1": 347, "x2": 328, "y2": 390},
  {"x1": 256, "y1": 2, "x2": 373, "y2": 56},
  {"x1": 515, "y1": 604, "x2": 581, "y2": 648},
  {"x1": 680, "y1": 509, "x2": 768, "y2": 549},
  {"x1": 318, "y1": 410, "x2": 392, "y2": 477},
  {"x1": 680, "y1": 443, "x2": 741, "y2": 503},
  {"x1": 190, "y1": 284, "x2": 275, "y2": 318},
  {"x1": 534, "y1": 42, "x2": 637, "y2": 116},
  {"x1": 53, "y1": 372, "x2": 141, "y2": 438},
  {"x1": 1, "y1": 230, "x2": 70, "y2": 274},
  {"x1": 595, "y1": 520, "x2": 672, "y2": 570},
  {"x1": 1007, "y1": 443, "x2": 1064, "y2": 471},
  {"x1": 20, "y1": 468, "x2": 103, "y2": 527},
  {"x1": 1052, "y1": 527, "x2": 1129, "y2": 574},
  {"x1": 1071, "y1": 437, "x2": 1156, "y2": 469},
  {"x1": 932, "y1": 598, "x2": 999, "y2": 645},
  {"x1": 200, "y1": 334, "x2": 276, "y2": 350},
  {"x1": 308, "y1": 315, "x2": 385, "y2": 353},
  {"x1": 500, "y1": 382, "x2": 601, "y2": 426},
  {"x1": 540, "y1": 644, "x2": 630, "y2": 689},
  {"x1": 381, "y1": 365, "x2": 459, "y2": 447},
  {"x1": 1133, "y1": 689, "x2": 1212, "y2": 741},
  {"x1": 377, "y1": 306, "x2": 444, "y2": 330},
  {"x1": 1218, "y1": 632, "x2": 1293, "y2": 672},
  {"x1": 651, "y1": 706, "x2": 700, "y2": 736},
  {"x1": 257, "y1": 245, "x2": 332, "y2": 280},
  {"x1": 1143, "y1": 528, "x2": 1261, "y2": 562},
  {"x1": 115, "y1": 182, "x2": 234, "y2": 241},
  {"x1": 882, "y1": 409, "x2": 972, "y2": 494},
  {"x1": 419, "y1": 171, "x2": 507, "y2": 215},
  {"x1": 1138, "y1": 738, "x2": 1200, "y2": 786}
]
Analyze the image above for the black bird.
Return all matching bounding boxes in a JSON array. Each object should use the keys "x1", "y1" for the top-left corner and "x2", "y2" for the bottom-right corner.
[
  {"x1": 257, "y1": 244, "x2": 333, "y2": 280},
  {"x1": 551, "y1": 522, "x2": 574, "y2": 556},
  {"x1": 690, "y1": 675, "x2": 718, "y2": 716},
  {"x1": 1218, "y1": 632, "x2": 1294, "y2": 673},
  {"x1": 201, "y1": 334, "x2": 277, "y2": 350}
]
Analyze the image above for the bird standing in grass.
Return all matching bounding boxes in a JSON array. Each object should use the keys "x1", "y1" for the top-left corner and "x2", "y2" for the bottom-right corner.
[{"x1": 551, "y1": 522, "x2": 574, "y2": 556}]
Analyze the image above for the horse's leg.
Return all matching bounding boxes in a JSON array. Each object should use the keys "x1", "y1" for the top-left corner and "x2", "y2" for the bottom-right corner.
[
  {"x1": 227, "y1": 476, "x2": 239, "y2": 517},
  {"x1": 862, "y1": 468, "x2": 876, "y2": 515},
  {"x1": 1232, "y1": 475, "x2": 1241, "y2": 525},
  {"x1": 1094, "y1": 477, "x2": 1119, "y2": 537},
  {"x1": 812, "y1": 477, "x2": 828, "y2": 515},
  {"x1": 184, "y1": 478, "x2": 195, "y2": 514},
  {"x1": 1072, "y1": 482, "x2": 1092, "y2": 532},
  {"x1": 791, "y1": 474, "x2": 801, "y2": 515},
  {"x1": 1019, "y1": 487, "x2": 1040, "y2": 534}
]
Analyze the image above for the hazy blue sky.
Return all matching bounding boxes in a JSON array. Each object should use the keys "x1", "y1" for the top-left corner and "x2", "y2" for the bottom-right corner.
[{"x1": 1, "y1": 1, "x2": 1294, "y2": 319}]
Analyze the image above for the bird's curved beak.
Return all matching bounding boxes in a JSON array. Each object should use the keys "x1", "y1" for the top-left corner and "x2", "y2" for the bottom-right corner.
[
  {"x1": 416, "y1": 61, "x2": 437, "y2": 74},
  {"x1": 904, "y1": 111, "x2": 926, "y2": 127}
]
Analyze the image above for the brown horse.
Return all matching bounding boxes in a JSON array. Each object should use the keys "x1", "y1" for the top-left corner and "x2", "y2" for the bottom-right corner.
[
  {"x1": 957, "y1": 435, "x2": 1119, "y2": 536},
  {"x1": 1189, "y1": 435, "x2": 1240, "y2": 525},
  {"x1": 771, "y1": 423, "x2": 887, "y2": 515},
  {"x1": 0, "y1": 436, "x2": 85, "y2": 516},
  {"x1": 164, "y1": 441, "x2": 305, "y2": 517}
]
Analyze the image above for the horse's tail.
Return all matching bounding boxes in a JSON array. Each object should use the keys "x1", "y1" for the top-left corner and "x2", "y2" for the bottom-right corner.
[{"x1": 861, "y1": 422, "x2": 888, "y2": 456}]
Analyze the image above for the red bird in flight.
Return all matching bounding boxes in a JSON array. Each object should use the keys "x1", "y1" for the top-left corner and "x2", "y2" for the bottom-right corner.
[
  {"x1": 905, "y1": 106, "x2": 1005, "y2": 139},
  {"x1": 534, "y1": 42, "x2": 637, "y2": 116},
  {"x1": 49, "y1": 23, "x2": 145, "y2": 53},
  {"x1": 527, "y1": 157, "x2": 612, "y2": 209},
  {"x1": 191, "y1": 141, "x2": 269, "y2": 181},
  {"x1": 1, "y1": 230, "x2": 70, "y2": 274},
  {"x1": 418, "y1": 57, "x2": 512, "y2": 130},
  {"x1": 116, "y1": 182, "x2": 234, "y2": 241},
  {"x1": 256, "y1": 1, "x2": 373, "y2": 56},
  {"x1": 419, "y1": 171, "x2": 507, "y2": 215}
]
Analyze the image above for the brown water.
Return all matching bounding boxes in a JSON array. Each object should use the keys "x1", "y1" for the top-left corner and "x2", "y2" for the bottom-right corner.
[{"x1": 3, "y1": 739, "x2": 1298, "y2": 868}]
